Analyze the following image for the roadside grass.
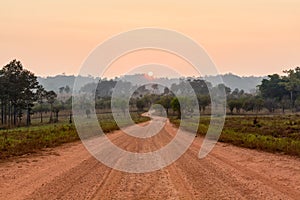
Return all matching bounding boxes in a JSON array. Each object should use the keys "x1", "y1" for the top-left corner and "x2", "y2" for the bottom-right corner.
[
  {"x1": 170, "y1": 115, "x2": 300, "y2": 157},
  {"x1": 97, "y1": 112, "x2": 150, "y2": 133},
  {"x1": 2, "y1": 112, "x2": 299, "y2": 159},
  {"x1": 0, "y1": 112, "x2": 150, "y2": 159},
  {"x1": 0, "y1": 124, "x2": 78, "y2": 159}
]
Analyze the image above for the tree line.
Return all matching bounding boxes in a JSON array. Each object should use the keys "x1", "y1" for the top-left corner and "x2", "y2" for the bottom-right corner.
[
  {"x1": 227, "y1": 67, "x2": 300, "y2": 114},
  {"x1": 90, "y1": 67, "x2": 300, "y2": 117},
  {"x1": 1, "y1": 59, "x2": 299, "y2": 128},
  {"x1": 0, "y1": 60, "x2": 60, "y2": 127},
  {"x1": 89, "y1": 78, "x2": 218, "y2": 118}
]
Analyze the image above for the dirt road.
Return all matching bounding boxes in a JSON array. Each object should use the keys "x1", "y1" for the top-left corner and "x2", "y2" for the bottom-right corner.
[{"x1": 0, "y1": 117, "x2": 300, "y2": 200}]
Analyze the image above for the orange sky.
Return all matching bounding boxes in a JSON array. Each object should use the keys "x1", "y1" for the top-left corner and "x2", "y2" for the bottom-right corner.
[{"x1": 0, "y1": 0, "x2": 299, "y2": 77}]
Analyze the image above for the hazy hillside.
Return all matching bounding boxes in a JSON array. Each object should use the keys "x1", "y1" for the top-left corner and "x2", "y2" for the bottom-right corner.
[
  {"x1": 37, "y1": 75, "x2": 99, "y2": 92},
  {"x1": 37, "y1": 73, "x2": 266, "y2": 93},
  {"x1": 204, "y1": 73, "x2": 266, "y2": 93}
]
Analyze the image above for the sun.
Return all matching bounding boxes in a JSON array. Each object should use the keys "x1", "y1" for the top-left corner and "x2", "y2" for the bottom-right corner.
[
  {"x1": 148, "y1": 71, "x2": 153, "y2": 77},
  {"x1": 144, "y1": 71, "x2": 155, "y2": 80}
]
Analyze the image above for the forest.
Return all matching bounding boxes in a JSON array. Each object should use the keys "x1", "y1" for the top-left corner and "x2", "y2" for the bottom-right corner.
[
  {"x1": 1, "y1": 59, "x2": 300, "y2": 129},
  {"x1": 0, "y1": 59, "x2": 300, "y2": 158}
]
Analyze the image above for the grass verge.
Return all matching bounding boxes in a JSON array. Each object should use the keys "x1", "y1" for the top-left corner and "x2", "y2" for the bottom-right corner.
[
  {"x1": 170, "y1": 115, "x2": 300, "y2": 157},
  {"x1": 0, "y1": 113, "x2": 150, "y2": 159}
]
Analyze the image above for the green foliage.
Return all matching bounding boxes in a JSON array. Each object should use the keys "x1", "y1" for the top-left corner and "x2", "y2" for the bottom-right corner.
[
  {"x1": 259, "y1": 74, "x2": 288, "y2": 100},
  {"x1": 0, "y1": 112, "x2": 150, "y2": 159},
  {"x1": 258, "y1": 67, "x2": 300, "y2": 112},
  {"x1": 171, "y1": 97, "x2": 181, "y2": 118},
  {"x1": 0, "y1": 60, "x2": 41, "y2": 126},
  {"x1": 112, "y1": 98, "x2": 127, "y2": 114},
  {"x1": 227, "y1": 99, "x2": 243, "y2": 114},
  {"x1": 197, "y1": 95, "x2": 211, "y2": 112},
  {"x1": 136, "y1": 98, "x2": 147, "y2": 112},
  {"x1": 188, "y1": 78, "x2": 210, "y2": 95},
  {"x1": 170, "y1": 115, "x2": 300, "y2": 157},
  {"x1": 157, "y1": 95, "x2": 173, "y2": 115},
  {"x1": 0, "y1": 124, "x2": 78, "y2": 159},
  {"x1": 0, "y1": 60, "x2": 60, "y2": 127}
]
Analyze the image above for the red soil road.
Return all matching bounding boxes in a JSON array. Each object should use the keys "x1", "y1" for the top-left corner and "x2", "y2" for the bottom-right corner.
[{"x1": 0, "y1": 118, "x2": 300, "y2": 200}]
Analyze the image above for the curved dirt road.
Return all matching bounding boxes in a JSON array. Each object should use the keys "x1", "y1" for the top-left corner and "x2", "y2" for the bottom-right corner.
[{"x1": 0, "y1": 117, "x2": 300, "y2": 199}]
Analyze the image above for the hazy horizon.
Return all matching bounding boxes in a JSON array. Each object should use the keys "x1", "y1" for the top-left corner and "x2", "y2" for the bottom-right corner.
[{"x1": 36, "y1": 71, "x2": 268, "y2": 79}]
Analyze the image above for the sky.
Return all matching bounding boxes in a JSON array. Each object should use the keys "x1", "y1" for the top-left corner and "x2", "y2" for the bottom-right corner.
[{"x1": 0, "y1": 0, "x2": 300, "y2": 78}]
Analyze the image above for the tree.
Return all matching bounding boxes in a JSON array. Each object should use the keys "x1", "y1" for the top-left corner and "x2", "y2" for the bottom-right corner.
[
  {"x1": 95, "y1": 80, "x2": 117, "y2": 98},
  {"x1": 280, "y1": 67, "x2": 300, "y2": 111},
  {"x1": 86, "y1": 109, "x2": 91, "y2": 118},
  {"x1": 216, "y1": 84, "x2": 231, "y2": 96},
  {"x1": 53, "y1": 100, "x2": 63, "y2": 122},
  {"x1": 254, "y1": 97, "x2": 264, "y2": 113},
  {"x1": 231, "y1": 88, "x2": 240, "y2": 97},
  {"x1": 158, "y1": 95, "x2": 173, "y2": 115},
  {"x1": 0, "y1": 60, "x2": 39, "y2": 126},
  {"x1": 197, "y1": 95, "x2": 211, "y2": 112},
  {"x1": 171, "y1": 97, "x2": 181, "y2": 118},
  {"x1": 295, "y1": 96, "x2": 300, "y2": 111},
  {"x1": 188, "y1": 78, "x2": 210, "y2": 95},
  {"x1": 136, "y1": 98, "x2": 147, "y2": 112},
  {"x1": 36, "y1": 86, "x2": 47, "y2": 123},
  {"x1": 151, "y1": 84, "x2": 159, "y2": 94},
  {"x1": 65, "y1": 85, "x2": 71, "y2": 94},
  {"x1": 235, "y1": 99, "x2": 243, "y2": 113},
  {"x1": 59, "y1": 86, "x2": 65, "y2": 94},
  {"x1": 227, "y1": 99, "x2": 236, "y2": 114},
  {"x1": 264, "y1": 98, "x2": 277, "y2": 113},
  {"x1": 171, "y1": 80, "x2": 194, "y2": 95},
  {"x1": 175, "y1": 96, "x2": 196, "y2": 118},
  {"x1": 0, "y1": 71, "x2": 6, "y2": 125},
  {"x1": 112, "y1": 98, "x2": 127, "y2": 115},
  {"x1": 46, "y1": 91, "x2": 57, "y2": 123},
  {"x1": 242, "y1": 95, "x2": 256, "y2": 112},
  {"x1": 259, "y1": 74, "x2": 288, "y2": 101},
  {"x1": 279, "y1": 96, "x2": 290, "y2": 113},
  {"x1": 22, "y1": 69, "x2": 39, "y2": 126},
  {"x1": 227, "y1": 99, "x2": 243, "y2": 114},
  {"x1": 163, "y1": 87, "x2": 170, "y2": 95}
]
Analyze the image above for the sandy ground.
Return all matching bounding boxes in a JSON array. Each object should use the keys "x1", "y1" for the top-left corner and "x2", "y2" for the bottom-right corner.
[{"x1": 0, "y1": 117, "x2": 300, "y2": 200}]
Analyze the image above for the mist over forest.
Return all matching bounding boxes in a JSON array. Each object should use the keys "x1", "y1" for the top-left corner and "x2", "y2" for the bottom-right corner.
[{"x1": 37, "y1": 73, "x2": 265, "y2": 93}]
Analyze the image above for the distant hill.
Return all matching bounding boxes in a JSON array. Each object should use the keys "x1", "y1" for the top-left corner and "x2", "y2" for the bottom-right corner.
[
  {"x1": 204, "y1": 73, "x2": 266, "y2": 93},
  {"x1": 37, "y1": 75, "x2": 99, "y2": 92},
  {"x1": 37, "y1": 74, "x2": 266, "y2": 93}
]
